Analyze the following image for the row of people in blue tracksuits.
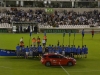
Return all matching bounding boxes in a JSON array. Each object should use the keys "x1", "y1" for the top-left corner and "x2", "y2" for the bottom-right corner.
[
  {"x1": 16, "y1": 44, "x2": 43, "y2": 57},
  {"x1": 16, "y1": 44, "x2": 88, "y2": 57},
  {"x1": 16, "y1": 45, "x2": 43, "y2": 52},
  {"x1": 47, "y1": 45, "x2": 88, "y2": 54}
]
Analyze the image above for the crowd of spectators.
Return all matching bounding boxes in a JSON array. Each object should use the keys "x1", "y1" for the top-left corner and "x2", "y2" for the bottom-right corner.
[{"x1": 0, "y1": 8, "x2": 100, "y2": 27}]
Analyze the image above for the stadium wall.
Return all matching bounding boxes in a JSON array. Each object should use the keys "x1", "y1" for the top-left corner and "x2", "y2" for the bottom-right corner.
[
  {"x1": 40, "y1": 27, "x2": 100, "y2": 33},
  {"x1": 0, "y1": 7, "x2": 100, "y2": 13}
]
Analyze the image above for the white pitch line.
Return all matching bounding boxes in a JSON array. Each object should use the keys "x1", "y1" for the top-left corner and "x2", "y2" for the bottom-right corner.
[
  {"x1": 60, "y1": 65, "x2": 70, "y2": 75},
  {"x1": 59, "y1": 63, "x2": 70, "y2": 75},
  {"x1": 0, "y1": 66, "x2": 12, "y2": 69}
]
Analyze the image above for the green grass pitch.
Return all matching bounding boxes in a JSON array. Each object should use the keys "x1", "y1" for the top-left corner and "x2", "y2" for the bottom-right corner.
[{"x1": 0, "y1": 33, "x2": 100, "y2": 75}]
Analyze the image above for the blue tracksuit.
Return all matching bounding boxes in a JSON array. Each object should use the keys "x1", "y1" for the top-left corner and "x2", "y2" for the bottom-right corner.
[
  {"x1": 81, "y1": 47, "x2": 84, "y2": 53},
  {"x1": 73, "y1": 47, "x2": 76, "y2": 53},
  {"x1": 51, "y1": 47, "x2": 54, "y2": 53},
  {"x1": 25, "y1": 48, "x2": 29, "y2": 52},
  {"x1": 22, "y1": 47, "x2": 25, "y2": 52},
  {"x1": 65, "y1": 47, "x2": 68, "y2": 52},
  {"x1": 48, "y1": 46, "x2": 52, "y2": 53},
  {"x1": 71, "y1": 47, "x2": 74, "y2": 53},
  {"x1": 84, "y1": 47, "x2": 88, "y2": 54},
  {"x1": 77, "y1": 48, "x2": 81, "y2": 54},
  {"x1": 38, "y1": 46, "x2": 42, "y2": 52},
  {"x1": 59, "y1": 47, "x2": 62, "y2": 54},
  {"x1": 67, "y1": 47, "x2": 71, "y2": 53},
  {"x1": 16, "y1": 46, "x2": 20, "y2": 51}
]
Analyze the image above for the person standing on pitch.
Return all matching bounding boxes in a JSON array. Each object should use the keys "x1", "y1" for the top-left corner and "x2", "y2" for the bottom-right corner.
[
  {"x1": 32, "y1": 37, "x2": 36, "y2": 46},
  {"x1": 51, "y1": 45, "x2": 54, "y2": 53},
  {"x1": 20, "y1": 37, "x2": 24, "y2": 51},
  {"x1": 37, "y1": 36, "x2": 41, "y2": 46},
  {"x1": 82, "y1": 29, "x2": 84, "y2": 38},
  {"x1": 21, "y1": 45, "x2": 25, "y2": 58},
  {"x1": 57, "y1": 40, "x2": 60, "y2": 46},
  {"x1": 71, "y1": 45, "x2": 74, "y2": 58},
  {"x1": 20, "y1": 37, "x2": 23, "y2": 42},
  {"x1": 59, "y1": 45, "x2": 62, "y2": 54},
  {"x1": 38, "y1": 45, "x2": 43, "y2": 59},
  {"x1": 32, "y1": 45, "x2": 36, "y2": 58},
  {"x1": 48, "y1": 45, "x2": 52, "y2": 53},
  {"x1": 77, "y1": 46, "x2": 81, "y2": 58},
  {"x1": 84, "y1": 45, "x2": 88, "y2": 58},
  {"x1": 73, "y1": 45, "x2": 76, "y2": 58},
  {"x1": 42, "y1": 39, "x2": 46, "y2": 47},
  {"x1": 29, "y1": 45, "x2": 33, "y2": 56},
  {"x1": 16, "y1": 44, "x2": 20, "y2": 58},
  {"x1": 62, "y1": 45, "x2": 65, "y2": 56},
  {"x1": 91, "y1": 29, "x2": 94, "y2": 38},
  {"x1": 25, "y1": 46, "x2": 29, "y2": 59},
  {"x1": 81, "y1": 45, "x2": 85, "y2": 58},
  {"x1": 44, "y1": 35, "x2": 47, "y2": 44}
]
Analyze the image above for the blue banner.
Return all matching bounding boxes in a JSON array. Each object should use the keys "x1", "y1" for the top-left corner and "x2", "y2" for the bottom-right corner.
[{"x1": 0, "y1": 49, "x2": 16, "y2": 56}]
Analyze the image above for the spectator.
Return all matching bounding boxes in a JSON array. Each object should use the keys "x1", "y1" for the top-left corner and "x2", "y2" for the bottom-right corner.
[{"x1": 0, "y1": 9, "x2": 100, "y2": 27}]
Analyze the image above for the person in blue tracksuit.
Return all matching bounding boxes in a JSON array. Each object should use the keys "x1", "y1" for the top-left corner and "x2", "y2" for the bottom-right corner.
[
  {"x1": 21, "y1": 45, "x2": 25, "y2": 57},
  {"x1": 62, "y1": 45, "x2": 65, "y2": 56},
  {"x1": 73, "y1": 45, "x2": 76, "y2": 57},
  {"x1": 65, "y1": 45, "x2": 68, "y2": 56},
  {"x1": 56, "y1": 45, "x2": 60, "y2": 54},
  {"x1": 29, "y1": 45, "x2": 33, "y2": 56},
  {"x1": 16, "y1": 44, "x2": 20, "y2": 57},
  {"x1": 84, "y1": 45, "x2": 88, "y2": 58},
  {"x1": 54, "y1": 46, "x2": 58, "y2": 53},
  {"x1": 48, "y1": 45, "x2": 52, "y2": 53},
  {"x1": 25, "y1": 46, "x2": 29, "y2": 59},
  {"x1": 71, "y1": 45, "x2": 74, "y2": 57},
  {"x1": 59, "y1": 45, "x2": 62, "y2": 54},
  {"x1": 77, "y1": 46, "x2": 81, "y2": 58},
  {"x1": 81, "y1": 45, "x2": 85, "y2": 58},
  {"x1": 82, "y1": 29, "x2": 84, "y2": 37},
  {"x1": 38, "y1": 45, "x2": 43, "y2": 58},
  {"x1": 67, "y1": 45, "x2": 71, "y2": 57},
  {"x1": 51, "y1": 45, "x2": 54, "y2": 53},
  {"x1": 32, "y1": 45, "x2": 36, "y2": 58}
]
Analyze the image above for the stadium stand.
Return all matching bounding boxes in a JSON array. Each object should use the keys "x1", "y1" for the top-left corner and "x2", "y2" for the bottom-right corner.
[{"x1": 0, "y1": 8, "x2": 100, "y2": 29}]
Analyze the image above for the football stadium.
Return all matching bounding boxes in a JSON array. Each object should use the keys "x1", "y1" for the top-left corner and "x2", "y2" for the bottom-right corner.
[{"x1": 0, "y1": 0, "x2": 100, "y2": 75}]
